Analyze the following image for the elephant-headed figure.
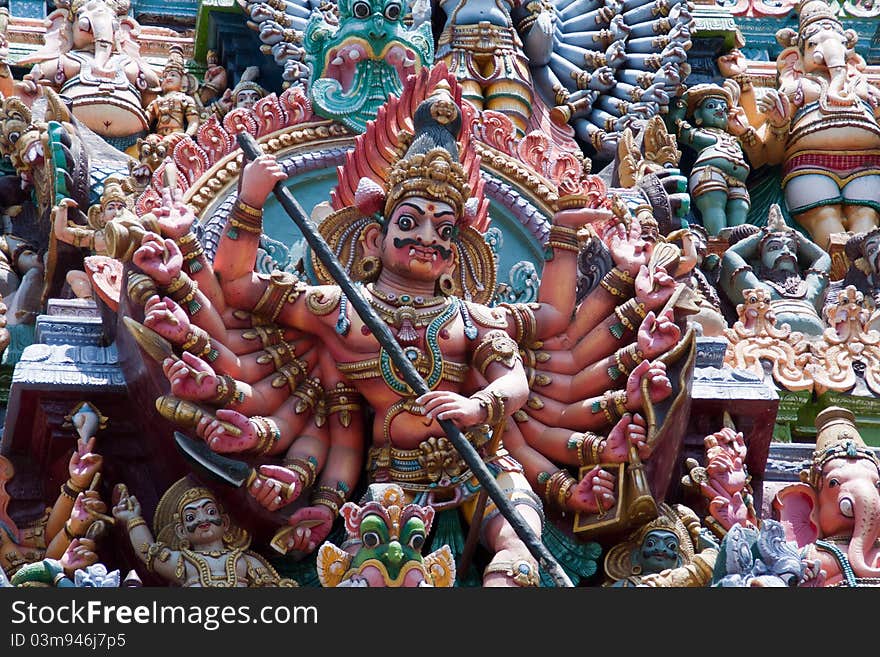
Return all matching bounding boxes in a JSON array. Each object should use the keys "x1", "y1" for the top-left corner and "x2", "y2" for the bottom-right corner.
[
  {"x1": 774, "y1": 406, "x2": 880, "y2": 586},
  {"x1": 770, "y1": 0, "x2": 880, "y2": 248},
  {"x1": 17, "y1": 0, "x2": 159, "y2": 145}
]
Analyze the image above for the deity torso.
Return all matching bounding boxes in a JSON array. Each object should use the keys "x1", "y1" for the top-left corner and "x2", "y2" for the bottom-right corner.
[
  {"x1": 439, "y1": 0, "x2": 515, "y2": 29},
  {"x1": 786, "y1": 84, "x2": 880, "y2": 155},
  {"x1": 59, "y1": 51, "x2": 148, "y2": 138},
  {"x1": 691, "y1": 128, "x2": 750, "y2": 181},
  {"x1": 147, "y1": 91, "x2": 197, "y2": 137}
]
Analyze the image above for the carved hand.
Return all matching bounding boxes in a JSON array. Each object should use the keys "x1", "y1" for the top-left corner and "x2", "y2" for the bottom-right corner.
[
  {"x1": 144, "y1": 294, "x2": 191, "y2": 344},
  {"x1": 69, "y1": 491, "x2": 107, "y2": 536},
  {"x1": 608, "y1": 221, "x2": 649, "y2": 276},
  {"x1": 132, "y1": 233, "x2": 182, "y2": 286},
  {"x1": 163, "y1": 352, "x2": 218, "y2": 402},
  {"x1": 634, "y1": 264, "x2": 676, "y2": 310},
  {"x1": 68, "y1": 436, "x2": 102, "y2": 490},
  {"x1": 281, "y1": 505, "x2": 336, "y2": 554},
  {"x1": 418, "y1": 390, "x2": 486, "y2": 428},
  {"x1": 238, "y1": 154, "x2": 288, "y2": 209},
  {"x1": 111, "y1": 488, "x2": 142, "y2": 524},
  {"x1": 60, "y1": 537, "x2": 98, "y2": 576},
  {"x1": 637, "y1": 308, "x2": 681, "y2": 358},
  {"x1": 568, "y1": 466, "x2": 616, "y2": 513},
  {"x1": 151, "y1": 186, "x2": 196, "y2": 238},
  {"x1": 625, "y1": 359, "x2": 672, "y2": 411},
  {"x1": 248, "y1": 464, "x2": 302, "y2": 511},
  {"x1": 198, "y1": 409, "x2": 259, "y2": 453}
]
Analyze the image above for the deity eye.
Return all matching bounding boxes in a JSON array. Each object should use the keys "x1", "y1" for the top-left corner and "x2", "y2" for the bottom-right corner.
[
  {"x1": 185, "y1": 513, "x2": 195, "y2": 523},
  {"x1": 7, "y1": 131, "x2": 18, "y2": 144},
  {"x1": 408, "y1": 533, "x2": 425, "y2": 550},
  {"x1": 352, "y1": 1, "x2": 371, "y2": 18},
  {"x1": 397, "y1": 215, "x2": 414, "y2": 231},
  {"x1": 384, "y1": 2, "x2": 401, "y2": 20},
  {"x1": 667, "y1": 542, "x2": 676, "y2": 551},
  {"x1": 363, "y1": 531, "x2": 380, "y2": 548},
  {"x1": 438, "y1": 224, "x2": 453, "y2": 240},
  {"x1": 829, "y1": 478, "x2": 840, "y2": 488}
]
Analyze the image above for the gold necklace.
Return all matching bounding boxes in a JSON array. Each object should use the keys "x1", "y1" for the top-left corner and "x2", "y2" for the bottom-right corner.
[{"x1": 366, "y1": 283, "x2": 446, "y2": 308}]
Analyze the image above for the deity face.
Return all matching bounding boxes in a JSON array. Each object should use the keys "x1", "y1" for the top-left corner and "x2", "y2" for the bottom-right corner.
[
  {"x1": 760, "y1": 234, "x2": 799, "y2": 274},
  {"x1": 380, "y1": 197, "x2": 456, "y2": 283},
  {"x1": 235, "y1": 90, "x2": 261, "y2": 110},
  {"x1": 694, "y1": 97, "x2": 729, "y2": 130},
  {"x1": 350, "y1": 513, "x2": 427, "y2": 583},
  {"x1": 635, "y1": 529, "x2": 681, "y2": 574},
  {"x1": 862, "y1": 233, "x2": 880, "y2": 274},
  {"x1": 177, "y1": 497, "x2": 227, "y2": 547},
  {"x1": 161, "y1": 69, "x2": 184, "y2": 93},
  {"x1": 102, "y1": 200, "x2": 126, "y2": 220}
]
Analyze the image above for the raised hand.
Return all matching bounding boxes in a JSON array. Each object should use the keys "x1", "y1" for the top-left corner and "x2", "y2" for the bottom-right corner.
[
  {"x1": 637, "y1": 308, "x2": 682, "y2": 358},
  {"x1": 607, "y1": 220, "x2": 649, "y2": 276},
  {"x1": 111, "y1": 486, "x2": 142, "y2": 524},
  {"x1": 757, "y1": 89, "x2": 791, "y2": 128},
  {"x1": 144, "y1": 295, "x2": 191, "y2": 344},
  {"x1": 163, "y1": 352, "x2": 218, "y2": 402},
  {"x1": 603, "y1": 412, "x2": 651, "y2": 462},
  {"x1": 625, "y1": 359, "x2": 672, "y2": 411},
  {"x1": 553, "y1": 205, "x2": 614, "y2": 231},
  {"x1": 248, "y1": 464, "x2": 302, "y2": 511},
  {"x1": 151, "y1": 186, "x2": 196, "y2": 239},
  {"x1": 238, "y1": 154, "x2": 288, "y2": 209},
  {"x1": 60, "y1": 537, "x2": 99, "y2": 575},
  {"x1": 568, "y1": 466, "x2": 616, "y2": 513},
  {"x1": 69, "y1": 491, "x2": 108, "y2": 536},
  {"x1": 68, "y1": 436, "x2": 102, "y2": 491},
  {"x1": 132, "y1": 233, "x2": 182, "y2": 286},
  {"x1": 634, "y1": 264, "x2": 676, "y2": 310},
  {"x1": 717, "y1": 49, "x2": 747, "y2": 78},
  {"x1": 198, "y1": 409, "x2": 259, "y2": 453},
  {"x1": 279, "y1": 505, "x2": 335, "y2": 554}
]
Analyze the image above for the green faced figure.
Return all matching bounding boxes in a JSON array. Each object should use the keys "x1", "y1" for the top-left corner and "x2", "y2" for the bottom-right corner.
[
  {"x1": 693, "y1": 96, "x2": 729, "y2": 130},
  {"x1": 305, "y1": 0, "x2": 434, "y2": 132},
  {"x1": 760, "y1": 233, "x2": 799, "y2": 274},
  {"x1": 634, "y1": 529, "x2": 682, "y2": 575},
  {"x1": 349, "y1": 513, "x2": 427, "y2": 583}
]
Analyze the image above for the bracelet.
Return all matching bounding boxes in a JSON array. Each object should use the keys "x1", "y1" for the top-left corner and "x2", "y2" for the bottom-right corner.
[
  {"x1": 164, "y1": 272, "x2": 202, "y2": 315},
  {"x1": 127, "y1": 517, "x2": 147, "y2": 533},
  {"x1": 610, "y1": 298, "x2": 646, "y2": 340},
  {"x1": 143, "y1": 542, "x2": 171, "y2": 574},
  {"x1": 768, "y1": 122, "x2": 790, "y2": 139},
  {"x1": 567, "y1": 431, "x2": 606, "y2": 466},
  {"x1": 181, "y1": 325, "x2": 218, "y2": 362},
  {"x1": 60, "y1": 481, "x2": 83, "y2": 501},
  {"x1": 309, "y1": 485, "x2": 347, "y2": 516},
  {"x1": 610, "y1": 343, "x2": 645, "y2": 379},
  {"x1": 470, "y1": 389, "x2": 507, "y2": 427},
  {"x1": 600, "y1": 267, "x2": 636, "y2": 299},
  {"x1": 547, "y1": 225, "x2": 580, "y2": 254},
  {"x1": 282, "y1": 456, "x2": 318, "y2": 490},
  {"x1": 728, "y1": 264, "x2": 753, "y2": 286},
  {"x1": 70, "y1": 226, "x2": 96, "y2": 250},
  {"x1": 250, "y1": 416, "x2": 281, "y2": 456},
  {"x1": 739, "y1": 126, "x2": 758, "y2": 147},
  {"x1": 63, "y1": 521, "x2": 77, "y2": 541},
  {"x1": 176, "y1": 232, "x2": 206, "y2": 274},
  {"x1": 540, "y1": 470, "x2": 577, "y2": 510},
  {"x1": 498, "y1": 302, "x2": 538, "y2": 347},
  {"x1": 226, "y1": 199, "x2": 263, "y2": 240},
  {"x1": 212, "y1": 374, "x2": 243, "y2": 406},
  {"x1": 731, "y1": 73, "x2": 752, "y2": 91},
  {"x1": 592, "y1": 390, "x2": 627, "y2": 425}
]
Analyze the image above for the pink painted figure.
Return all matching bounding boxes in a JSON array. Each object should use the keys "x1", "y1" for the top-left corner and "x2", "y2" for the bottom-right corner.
[{"x1": 132, "y1": 69, "x2": 686, "y2": 585}]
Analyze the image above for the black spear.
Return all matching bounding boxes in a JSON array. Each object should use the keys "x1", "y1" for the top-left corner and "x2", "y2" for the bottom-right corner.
[{"x1": 236, "y1": 132, "x2": 573, "y2": 587}]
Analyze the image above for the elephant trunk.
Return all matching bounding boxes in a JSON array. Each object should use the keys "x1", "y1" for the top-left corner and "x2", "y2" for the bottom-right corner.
[
  {"x1": 89, "y1": 13, "x2": 116, "y2": 73},
  {"x1": 826, "y1": 65, "x2": 854, "y2": 106},
  {"x1": 844, "y1": 482, "x2": 880, "y2": 579}
]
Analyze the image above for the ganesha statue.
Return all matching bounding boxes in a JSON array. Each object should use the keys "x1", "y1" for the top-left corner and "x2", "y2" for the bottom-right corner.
[
  {"x1": 19, "y1": 0, "x2": 159, "y2": 146},
  {"x1": 742, "y1": 0, "x2": 880, "y2": 249},
  {"x1": 316, "y1": 484, "x2": 455, "y2": 587},
  {"x1": 774, "y1": 406, "x2": 880, "y2": 586}
]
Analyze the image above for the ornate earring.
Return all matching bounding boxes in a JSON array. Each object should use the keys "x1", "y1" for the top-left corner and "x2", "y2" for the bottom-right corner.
[
  {"x1": 437, "y1": 273, "x2": 455, "y2": 296},
  {"x1": 631, "y1": 564, "x2": 642, "y2": 575},
  {"x1": 354, "y1": 255, "x2": 380, "y2": 280}
]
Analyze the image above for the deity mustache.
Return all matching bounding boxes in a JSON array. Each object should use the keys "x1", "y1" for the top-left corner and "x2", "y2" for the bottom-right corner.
[
  {"x1": 185, "y1": 517, "x2": 223, "y2": 532},
  {"x1": 393, "y1": 237, "x2": 453, "y2": 261}
]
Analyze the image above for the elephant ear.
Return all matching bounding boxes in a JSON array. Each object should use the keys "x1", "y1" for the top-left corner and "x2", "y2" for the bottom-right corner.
[
  {"x1": 18, "y1": 9, "x2": 71, "y2": 65},
  {"x1": 773, "y1": 483, "x2": 820, "y2": 547},
  {"x1": 776, "y1": 47, "x2": 803, "y2": 82}
]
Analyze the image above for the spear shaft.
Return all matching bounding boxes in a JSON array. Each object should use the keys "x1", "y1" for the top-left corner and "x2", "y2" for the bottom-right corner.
[{"x1": 236, "y1": 133, "x2": 572, "y2": 587}]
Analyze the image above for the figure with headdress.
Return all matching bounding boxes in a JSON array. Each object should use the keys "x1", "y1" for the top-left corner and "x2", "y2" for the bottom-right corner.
[
  {"x1": 666, "y1": 83, "x2": 754, "y2": 237},
  {"x1": 210, "y1": 67, "x2": 267, "y2": 121},
  {"x1": 144, "y1": 45, "x2": 200, "y2": 144},
  {"x1": 52, "y1": 176, "x2": 160, "y2": 298},
  {"x1": 774, "y1": 407, "x2": 880, "y2": 586},
  {"x1": 719, "y1": 203, "x2": 831, "y2": 336},
  {"x1": 823, "y1": 228, "x2": 880, "y2": 331},
  {"x1": 198, "y1": 50, "x2": 229, "y2": 108},
  {"x1": 111, "y1": 479, "x2": 297, "y2": 587},
  {"x1": 753, "y1": 0, "x2": 880, "y2": 249},
  {"x1": 603, "y1": 503, "x2": 718, "y2": 587},
  {"x1": 132, "y1": 69, "x2": 684, "y2": 584},
  {"x1": 16, "y1": 0, "x2": 159, "y2": 146}
]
